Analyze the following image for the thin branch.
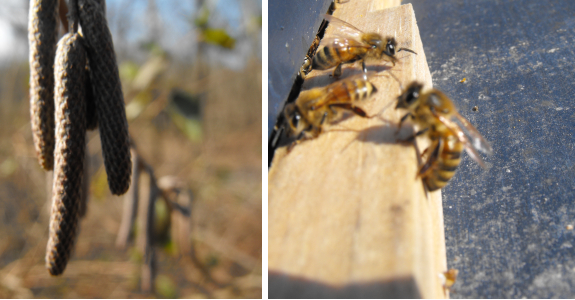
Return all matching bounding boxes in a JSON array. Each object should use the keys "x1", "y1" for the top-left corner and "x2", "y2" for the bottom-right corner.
[{"x1": 115, "y1": 149, "x2": 140, "y2": 249}]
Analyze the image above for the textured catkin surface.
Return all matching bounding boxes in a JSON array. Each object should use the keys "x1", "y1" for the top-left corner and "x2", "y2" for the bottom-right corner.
[
  {"x1": 79, "y1": 0, "x2": 131, "y2": 195},
  {"x1": 28, "y1": 0, "x2": 60, "y2": 171},
  {"x1": 46, "y1": 33, "x2": 87, "y2": 276},
  {"x1": 84, "y1": 64, "x2": 98, "y2": 130}
]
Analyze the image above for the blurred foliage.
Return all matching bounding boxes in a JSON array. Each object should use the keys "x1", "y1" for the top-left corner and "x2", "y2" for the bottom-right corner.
[
  {"x1": 140, "y1": 42, "x2": 167, "y2": 57},
  {"x1": 154, "y1": 198, "x2": 171, "y2": 246},
  {"x1": 119, "y1": 61, "x2": 140, "y2": 82},
  {"x1": 194, "y1": 6, "x2": 236, "y2": 49},
  {"x1": 155, "y1": 275, "x2": 178, "y2": 299},
  {"x1": 194, "y1": 7, "x2": 211, "y2": 29},
  {"x1": 201, "y1": 28, "x2": 236, "y2": 49},
  {"x1": 167, "y1": 111, "x2": 203, "y2": 142},
  {"x1": 166, "y1": 89, "x2": 204, "y2": 142},
  {"x1": 91, "y1": 167, "x2": 109, "y2": 200},
  {"x1": 0, "y1": 0, "x2": 261, "y2": 297},
  {"x1": 0, "y1": 158, "x2": 18, "y2": 178}
]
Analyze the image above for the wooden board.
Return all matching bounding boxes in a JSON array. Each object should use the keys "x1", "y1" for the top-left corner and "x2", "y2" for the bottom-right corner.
[{"x1": 268, "y1": 2, "x2": 448, "y2": 298}]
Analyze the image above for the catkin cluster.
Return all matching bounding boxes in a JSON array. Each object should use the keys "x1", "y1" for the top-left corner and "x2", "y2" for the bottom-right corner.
[{"x1": 28, "y1": 0, "x2": 131, "y2": 275}]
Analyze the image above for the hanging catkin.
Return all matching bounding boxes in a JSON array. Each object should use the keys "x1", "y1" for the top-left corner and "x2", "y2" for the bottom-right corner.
[
  {"x1": 78, "y1": 0, "x2": 131, "y2": 195},
  {"x1": 46, "y1": 32, "x2": 87, "y2": 276},
  {"x1": 84, "y1": 64, "x2": 98, "y2": 130},
  {"x1": 28, "y1": 0, "x2": 60, "y2": 171}
]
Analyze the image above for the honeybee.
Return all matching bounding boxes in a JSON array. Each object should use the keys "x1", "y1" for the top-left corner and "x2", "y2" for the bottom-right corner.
[
  {"x1": 440, "y1": 269, "x2": 458, "y2": 294},
  {"x1": 395, "y1": 82, "x2": 493, "y2": 191},
  {"x1": 312, "y1": 14, "x2": 417, "y2": 77},
  {"x1": 284, "y1": 74, "x2": 378, "y2": 145}
]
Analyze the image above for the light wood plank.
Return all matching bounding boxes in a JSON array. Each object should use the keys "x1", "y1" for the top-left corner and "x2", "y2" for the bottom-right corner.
[{"x1": 269, "y1": 2, "x2": 447, "y2": 298}]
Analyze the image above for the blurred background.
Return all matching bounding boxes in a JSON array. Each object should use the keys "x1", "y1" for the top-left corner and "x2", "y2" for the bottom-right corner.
[{"x1": 0, "y1": 0, "x2": 262, "y2": 298}]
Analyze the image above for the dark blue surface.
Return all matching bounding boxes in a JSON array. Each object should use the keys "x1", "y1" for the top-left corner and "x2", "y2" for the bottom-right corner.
[
  {"x1": 405, "y1": 0, "x2": 575, "y2": 297},
  {"x1": 267, "y1": 0, "x2": 333, "y2": 138}
]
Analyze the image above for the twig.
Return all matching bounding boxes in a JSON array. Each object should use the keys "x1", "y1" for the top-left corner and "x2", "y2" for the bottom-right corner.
[
  {"x1": 115, "y1": 148, "x2": 140, "y2": 249},
  {"x1": 135, "y1": 162, "x2": 158, "y2": 293},
  {"x1": 114, "y1": 138, "x2": 193, "y2": 292}
]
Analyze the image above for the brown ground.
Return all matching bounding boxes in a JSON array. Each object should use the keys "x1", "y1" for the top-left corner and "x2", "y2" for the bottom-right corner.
[{"x1": 0, "y1": 57, "x2": 262, "y2": 298}]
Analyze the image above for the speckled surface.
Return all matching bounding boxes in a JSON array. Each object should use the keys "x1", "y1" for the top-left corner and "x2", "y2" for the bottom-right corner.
[
  {"x1": 404, "y1": 0, "x2": 575, "y2": 298},
  {"x1": 268, "y1": 0, "x2": 575, "y2": 297}
]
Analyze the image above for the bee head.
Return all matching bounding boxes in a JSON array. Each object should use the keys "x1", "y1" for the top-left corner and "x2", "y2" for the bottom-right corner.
[
  {"x1": 384, "y1": 38, "x2": 417, "y2": 61},
  {"x1": 284, "y1": 103, "x2": 305, "y2": 137},
  {"x1": 385, "y1": 38, "x2": 397, "y2": 56},
  {"x1": 396, "y1": 82, "x2": 423, "y2": 110},
  {"x1": 363, "y1": 33, "x2": 385, "y2": 52}
]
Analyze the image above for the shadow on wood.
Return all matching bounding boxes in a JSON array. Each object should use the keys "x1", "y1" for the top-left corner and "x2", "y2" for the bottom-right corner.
[{"x1": 269, "y1": 271, "x2": 421, "y2": 299}]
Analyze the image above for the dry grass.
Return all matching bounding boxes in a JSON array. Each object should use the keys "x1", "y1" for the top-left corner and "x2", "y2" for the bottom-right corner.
[{"x1": 0, "y1": 57, "x2": 262, "y2": 298}]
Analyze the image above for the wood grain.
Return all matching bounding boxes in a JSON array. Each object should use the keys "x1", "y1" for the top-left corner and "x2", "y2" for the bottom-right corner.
[{"x1": 269, "y1": 2, "x2": 447, "y2": 298}]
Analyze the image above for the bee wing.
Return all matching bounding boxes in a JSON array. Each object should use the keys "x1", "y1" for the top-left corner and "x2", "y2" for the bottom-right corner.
[
  {"x1": 296, "y1": 87, "x2": 330, "y2": 111},
  {"x1": 308, "y1": 73, "x2": 375, "y2": 109},
  {"x1": 323, "y1": 14, "x2": 364, "y2": 40},
  {"x1": 435, "y1": 113, "x2": 493, "y2": 169},
  {"x1": 452, "y1": 113, "x2": 493, "y2": 155},
  {"x1": 318, "y1": 36, "x2": 371, "y2": 51}
]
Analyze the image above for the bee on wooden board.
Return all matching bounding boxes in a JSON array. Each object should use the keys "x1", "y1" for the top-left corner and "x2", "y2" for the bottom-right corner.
[
  {"x1": 312, "y1": 14, "x2": 417, "y2": 77},
  {"x1": 442, "y1": 268, "x2": 459, "y2": 292},
  {"x1": 395, "y1": 82, "x2": 493, "y2": 191},
  {"x1": 283, "y1": 73, "x2": 378, "y2": 148}
]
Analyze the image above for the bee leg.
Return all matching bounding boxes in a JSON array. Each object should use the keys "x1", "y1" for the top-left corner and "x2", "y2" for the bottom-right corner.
[
  {"x1": 332, "y1": 64, "x2": 342, "y2": 77},
  {"x1": 318, "y1": 111, "x2": 329, "y2": 126},
  {"x1": 328, "y1": 103, "x2": 368, "y2": 118},
  {"x1": 398, "y1": 113, "x2": 414, "y2": 127},
  {"x1": 287, "y1": 141, "x2": 298, "y2": 153},
  {"x1": 361, "y1": 61, "x2": 367, "y2": 73},
  {"x1": 287, "y1": 127, "x2": 318, "y2": 152},
  {"x1": 420, "y1": 146, "x2": 430, "y2": 158},
  {"x1": 397, "y1": 127, "x2": 429, "y2": 143},
  {"x1": 287, "y1": 131, "x2": 306, "y2": 153},
  {"x1": 395, "y1": 112, "x2": 415, "y2": 136},
  {"x1": 417, "y1": 139, "x2": 442, "y2": 179}
]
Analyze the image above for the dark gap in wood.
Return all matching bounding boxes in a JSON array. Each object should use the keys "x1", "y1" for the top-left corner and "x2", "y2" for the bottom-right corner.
[{"x1": 268, "y1": 1, "x2": 337, "y2": 167}]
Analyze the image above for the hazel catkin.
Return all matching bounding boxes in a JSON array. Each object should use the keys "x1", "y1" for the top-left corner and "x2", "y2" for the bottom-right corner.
[
  {"x1": 78, "y1": 0, "x2": 131, "y2": 195},
  {"x1": 46, "y1": 32, "x2": 87, "y2": 276},
  {"x1": 28, "y1": 0, "x2": 60, "y2": 171}
]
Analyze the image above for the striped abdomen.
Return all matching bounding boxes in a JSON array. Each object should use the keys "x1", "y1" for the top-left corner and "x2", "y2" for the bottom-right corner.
[
  {"x1": 330, "y1": 77, "x2": 377, "y2": 103},
  {"x1": 423, "y1": 134, "x2": 463, "y2": 191},
  {"x1": 312, "y1": 39, "x2": 367, "y2": 70},
  {"x1": 307, "y1": 77, "x2": 376, "y2": 113}
]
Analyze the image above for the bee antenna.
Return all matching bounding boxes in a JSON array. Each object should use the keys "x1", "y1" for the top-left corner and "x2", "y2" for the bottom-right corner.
[
  {"x1": 372, "y1": 97, "x2": 398, "y2": 119},
  {"x1": 398, "y1": 48, "x2": 417, "y2": 55},
  {"x1": 388, "y1": 70, "x2": 402, "y2": 87},
  {"x1": 369, "y1": 69, "x2": 403, "y2": 91}
]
